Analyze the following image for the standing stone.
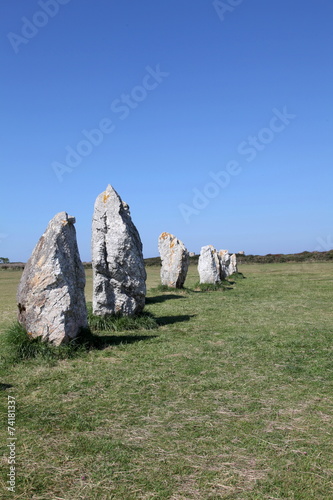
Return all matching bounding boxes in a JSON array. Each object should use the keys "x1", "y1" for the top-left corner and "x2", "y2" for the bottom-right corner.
[
  {"x1": 92, "y1": 185, "x2": 146, "y2": 316},
  {"x1": 198, "y1": 245, "x2": 221, "y2": 284},
  {"x1": 229, "y1": 253, "x2": 238, "y2": 275},
  {"x1": 17, "y1": 212, "x2": 87, "y2": 345},
  {"x1": 158, "y1": 232, "x2": 189, "y2": 288},
  {"x1": 219, "y1": 250, "x2": 238, "y2": 277},
  {"x1": 219, "y1": 249, "x2": 231, "y2": 279}
]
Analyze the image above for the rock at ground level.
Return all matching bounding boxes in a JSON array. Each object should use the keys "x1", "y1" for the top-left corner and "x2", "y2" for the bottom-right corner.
[
  {"x1": 17, "y1": 212, "x2": 87, "y2": 345},
  {"x1": 198, "y1": 246, "x2": 239, "y2": 283},
  {"x1": 198, "y1": 245, "x2": 221, "y2": 284},
  {"x1": 158, "y1": 232, "x2": 189, "y2": 288}
]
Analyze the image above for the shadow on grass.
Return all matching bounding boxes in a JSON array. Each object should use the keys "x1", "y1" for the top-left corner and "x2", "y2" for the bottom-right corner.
[
  {"x1": 1, "y1": 383, "x2": 13, "y2": 390},
  {"x1": 79, "y1": 329, "x2": 158, "y2": 350},
  {"x1": 87, "y1": 307, "x2": 158, "y2": 332},
  {"x1": 228, "y1": 272, "x2": 246, "y2": 284},
  {"x1": 146, "y1": 294, "x2": 186, "y2": 305},
  {"x1": 156, "y1": 314, "x2": 196, "y2": 326},
  {"x1": 0, "y1": 323, "x2": 158, "y2": 366},
  {"x1": 0, "y1": 311, "x2": 195, "y2": 365}
]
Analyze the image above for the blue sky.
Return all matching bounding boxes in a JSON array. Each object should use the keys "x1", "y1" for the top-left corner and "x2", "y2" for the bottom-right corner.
[{"x1": 1, "y1": 0, "x2": 332, "y2": 261}]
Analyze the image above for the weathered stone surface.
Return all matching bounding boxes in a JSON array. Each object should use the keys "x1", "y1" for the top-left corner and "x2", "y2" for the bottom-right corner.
[
  {"x1": 229, "y1": 253, "x2": 238, "y2": 275},
  {"x1": 198, "y1": 245, "x2": 221, "y2": 284},
  {"x1": 219, "y1": 249, "x2": 231, "y2": 279},
  {"x1": 17, "y1": 212, "x2": 87, "y2": 345},
  {"x1": 218, "y1": 250, "x2": 238, "y2": 277},
  {"x1": 92, "y1": 185, "x2": 146, "y2": 316},
  {"x1": 158, "y1": 232, "x2": 189, "y2": 288}
]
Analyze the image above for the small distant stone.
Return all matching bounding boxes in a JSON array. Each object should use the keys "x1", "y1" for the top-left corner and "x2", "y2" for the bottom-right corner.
[
  {"x1": 17, "y1": 212, "x2": 87, "y2": 345},
  {"x1": 198, "y1": 246, "x2": 239, "y2": 283},
  {"x1": 158, "y1": 232, "x2": 189, "y2": 288},
  {"x1": 218, "y1": 250, "x2": 238, "y2": 277}
]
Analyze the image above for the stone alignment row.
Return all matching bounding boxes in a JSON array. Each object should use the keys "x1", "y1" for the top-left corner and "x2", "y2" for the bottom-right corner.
[
  {"x1": 157, "y1": 237, "x2": 238, "y2": 288},
  {"x1": 17, "y1": 183, "x2": 238, "y2": 344}
]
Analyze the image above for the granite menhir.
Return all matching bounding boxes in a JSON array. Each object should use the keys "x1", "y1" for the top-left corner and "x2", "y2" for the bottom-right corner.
[
  {"x1": 91, "y1": 185, "x2": 146, "y2": 316},
  {"x1": 17, "y1": 212, "x2": 87, "y2": 345}
]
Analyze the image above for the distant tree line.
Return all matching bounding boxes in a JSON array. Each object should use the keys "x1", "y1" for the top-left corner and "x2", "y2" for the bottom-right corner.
[
  {"x1": 1, "y1": 251, "x2": 332, "y2": 271},
  {"x1": 145, "y1": 250, "x2": 333, "y2": 266},
  {"x1": 235, "y1": 250, "x2": 333, "y2": 264}
]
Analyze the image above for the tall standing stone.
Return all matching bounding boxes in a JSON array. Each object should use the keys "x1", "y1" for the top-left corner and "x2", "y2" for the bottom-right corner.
[
  {"x1": 229, "y1": 253, "x2": 238, "y2": 275},
  {"x1": 198, "y1": 245, "x2": 221, "y2": 284},
  {"x1": 219, "y1": 249, "x2": 231, "y2": 279},
  {"x1": 17, "y1": 212, "x2": 87, "y2": 345},
  {"x1": 158, "y1": 232, "x2": 189, "y2": 288},
  {"x1": 92, "y1": 185, "x2": 146, "y2": 316}
]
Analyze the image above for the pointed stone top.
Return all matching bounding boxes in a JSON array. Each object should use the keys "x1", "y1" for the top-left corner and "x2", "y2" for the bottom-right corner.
[
  {"x1": 93, "y1": 185, "x2": 121, "y2": 209},
  {"x1": 100, "y1": 184, "x2": 119, "y2": 204},
  {"x1": 50, "y1": 212, "x2": 76, "y2": 226},
  {"x1": 105, "y1": 184, "x2": 117, "y2": 193},
  {"x1": 105, "y1": 184, "x2": 121, "y2": 196},
  {"x1": 159, "y1": 232, "x2": 174, "y2": 240},
  {"x1": 96, "y1": 185, "x2": 131, "y2": 214}
]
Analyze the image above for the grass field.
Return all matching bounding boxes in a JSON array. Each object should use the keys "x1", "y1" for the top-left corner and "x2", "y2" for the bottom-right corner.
[{"x1": 0, "y1": 262, "x2": 333, "y2": 499}]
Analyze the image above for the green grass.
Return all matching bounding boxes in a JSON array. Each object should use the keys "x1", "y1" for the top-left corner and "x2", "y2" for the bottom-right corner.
[
  {"x1": 150, "y1": 283, "x2": 185, "y2": 292},
  {"x1": 0, "y1": 262, "x2": 333, "y2": 499},
  {"x1": 87, "y1": 303, "x2": 158, "y2": 332},
  {"x1": 193, "y1": 280, "x2": 230, "y2": 292},
  {"x1": 0, "y1": 322, "x2": 89, "y2": 366}
]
